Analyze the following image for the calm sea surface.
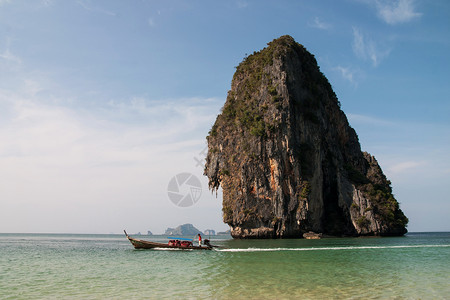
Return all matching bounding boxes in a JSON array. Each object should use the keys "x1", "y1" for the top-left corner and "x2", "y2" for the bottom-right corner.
[{"x1": 0, "y1": 232, "x2": 449, "y2": 299}]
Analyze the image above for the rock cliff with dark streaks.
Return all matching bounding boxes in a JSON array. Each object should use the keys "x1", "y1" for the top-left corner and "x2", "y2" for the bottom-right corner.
[{"x1": 204, "y1": 35, "x2": 408, "y2": 238}]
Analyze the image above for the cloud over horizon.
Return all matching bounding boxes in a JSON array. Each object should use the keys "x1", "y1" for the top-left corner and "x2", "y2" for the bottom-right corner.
[{"x1": 0, "y1": 87, "x2": 223, "y2": 233}]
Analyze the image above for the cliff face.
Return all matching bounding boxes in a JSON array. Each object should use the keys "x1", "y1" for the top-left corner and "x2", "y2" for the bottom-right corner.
[{"x1": 204, "y1": 35, "x2": 408, "y2": 238}]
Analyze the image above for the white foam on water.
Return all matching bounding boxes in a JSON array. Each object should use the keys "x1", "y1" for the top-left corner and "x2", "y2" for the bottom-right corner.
[
  {"x1": 217, "y1": 244, "x2": 450, "y2": 252},
  {"x1": 151, "y1": 247, "x2": 192, "y2": 251}
]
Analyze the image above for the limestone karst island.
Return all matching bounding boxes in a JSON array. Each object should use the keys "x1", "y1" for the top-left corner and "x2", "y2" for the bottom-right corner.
[{"x1": 204, "y1": 35, "x2": 408, "y2": 239}]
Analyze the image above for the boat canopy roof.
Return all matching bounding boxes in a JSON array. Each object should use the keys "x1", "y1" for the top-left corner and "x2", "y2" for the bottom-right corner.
[{"x1": 167, "y1": 237, "x2": 193, "y2": 241}]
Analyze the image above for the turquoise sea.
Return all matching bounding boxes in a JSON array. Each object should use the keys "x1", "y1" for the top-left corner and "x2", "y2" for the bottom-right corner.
[{"x1": 0, "y1": 232, "x2": 449, "y2": 299}]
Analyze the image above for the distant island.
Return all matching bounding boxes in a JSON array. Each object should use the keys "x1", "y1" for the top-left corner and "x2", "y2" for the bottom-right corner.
[
  {"x1": 217, "y1": 229, "x2": 231, "y2": 235},
  {"x1": 161, "y1": 224, "x2": 231, "y2": 236},
  {"x1": 164, "y1": 223, "x2": 202, "y2": 236},
  {"x1": 133, "y1": 224, "x2": 231, "y2": 236},
  {"x1": 133, "y1": 231, "x2": 152, "y2": 236},
  {"x1": 204, "y1": 229, "x2": 216, "y2": 236}
]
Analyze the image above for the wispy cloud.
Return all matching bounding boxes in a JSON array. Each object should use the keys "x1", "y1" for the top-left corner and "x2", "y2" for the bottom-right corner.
[
  {"x1": 388, "y1": 161, "x2": 425, "y2": 174},
  {"x1": 147, "y1": 9, "x2": 162, "y2": 28},
  {"x1": 0, "y1": 48, "x2": 21, "y2": 64},
  {"x1": 334, "y1": 66, "x2": 359, "y2": 85},
  {"x1": 352, "y1": 27, "x2": 390, "y2": 67},
  {"x1": 77, "y1": 0, "x2": 116, "y2": 16},
  {"x1": 309, "y1": 17, "x2": 332, "y2": 30},
  {"x1": 237, "y1": 1, "x2": 248, "y2": 9},
  {"x1": 0, "y1": 39, "x2": 22, "y2": 65},
  {"x1": 0, "y1": 87, "x2": 221, "y2": 170},
  {"x1": 347, "y1": 113, "x2": 395, "y2": 127},
  {"x1": 42, "y1": 0, "x2": 53, "y2": 6},
  {"x1": 375, "y1": 0, "x2": 422, "y2": 24}
]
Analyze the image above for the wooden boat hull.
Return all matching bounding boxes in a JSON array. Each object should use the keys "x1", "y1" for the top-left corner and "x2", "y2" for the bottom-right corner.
[{"x1": 124, "y1": 231, "x2": 212, "y2": 250}]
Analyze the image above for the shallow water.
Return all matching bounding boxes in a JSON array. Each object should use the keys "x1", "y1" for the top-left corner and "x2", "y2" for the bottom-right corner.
[{"x1": 0, "y1": 232, "x2": 449, "y2": 299}]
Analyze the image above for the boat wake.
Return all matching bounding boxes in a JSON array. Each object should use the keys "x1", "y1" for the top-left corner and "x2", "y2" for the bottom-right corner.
[
  {"x1": 151, "y1": 247, "x2": 193, "y2": 251},
  {"x1": 217, "y1": 244, "x2": 450, "y2": 252}
]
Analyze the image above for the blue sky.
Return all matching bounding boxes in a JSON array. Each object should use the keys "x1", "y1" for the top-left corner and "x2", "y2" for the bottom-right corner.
[{"x1": 0, "y1": 0, "x2": 448, "y2": 234}]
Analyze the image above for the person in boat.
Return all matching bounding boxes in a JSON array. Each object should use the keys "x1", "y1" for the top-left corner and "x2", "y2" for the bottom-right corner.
[
  {"x1": 204, "y1": 239, "x2": 211, "y2": 247},
  {"x1": 197, "y1": 233, "x2": 202, "y2": 246}
]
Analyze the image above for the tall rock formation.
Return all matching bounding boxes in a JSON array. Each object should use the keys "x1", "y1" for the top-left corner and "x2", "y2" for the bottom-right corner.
[{"x1": 204, "y1": 35, "x2": 408, "y2": 238}]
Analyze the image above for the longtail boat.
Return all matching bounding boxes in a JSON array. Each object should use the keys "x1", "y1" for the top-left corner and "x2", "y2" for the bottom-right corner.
[{"x1": 124, "y1": 230, "x2": 214, "y2": 250}]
